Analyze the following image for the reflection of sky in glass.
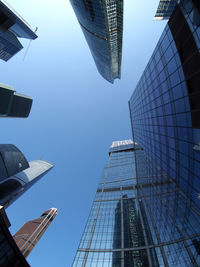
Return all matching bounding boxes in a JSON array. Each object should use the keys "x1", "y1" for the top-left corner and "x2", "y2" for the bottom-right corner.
[
  {"x1": 72, "y1": 144, "x2": 139, "y2": 265},
  {"x1": 5, "y1": 0, "x2": 198, "y2": 266}
]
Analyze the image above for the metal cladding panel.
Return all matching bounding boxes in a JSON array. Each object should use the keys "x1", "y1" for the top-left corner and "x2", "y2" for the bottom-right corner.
[
  {"x1": 0, "y1": 145, "x2": 29, "y2": 179},
  {"x1": 8, "y1": 93, "x2": 33, "y2": 118},
  {"x1": 14, "y1": 160, "x2": 54, "y2": 186}
]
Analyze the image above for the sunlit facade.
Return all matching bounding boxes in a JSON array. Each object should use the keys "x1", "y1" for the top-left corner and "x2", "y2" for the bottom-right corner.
[
  {"x1": 129, "y1": 0, "x2": 200, "y2": 265},
  {"x1": 69, "y1": 0, "x2": 123, "y2": 83},
  {"x1": 72, "y1": 140, "x2": 159, "y2": 266},
  {"x1": 73, "y1": 1, "x2": 200, "y2": 266}
]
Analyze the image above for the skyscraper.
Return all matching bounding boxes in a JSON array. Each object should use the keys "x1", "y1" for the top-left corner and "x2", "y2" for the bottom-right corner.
[
  {"x1": 72, "y1": 140, "x2": 158, "y2": 266},
  {"x1": 69, "y1": 0, "x2": 123, "y2": 83},
  {"x1": 0, "y1": 159, "x2": 53, "y2": 208},
  {"x1": 154, "y1": 0, "x2": 178, "y2": 20},
  {"x1": 0, "y1": 0, "x2": 37, "y2": 61},
  {"x1": 0, "y1": 84, "x2": 32, "y2": 118},
  {"x1": 13, "y1": 208, "x2": 58, "y2": 258},
  {"x1": 0, "y1": 144, "x2": 29, "y2": 180},
  {"x1": 129, "y1": 0, "x2": 200, "y2": 265},
  {"x1": 73, "y1": 1, "x2": 200, "y2": 265}
]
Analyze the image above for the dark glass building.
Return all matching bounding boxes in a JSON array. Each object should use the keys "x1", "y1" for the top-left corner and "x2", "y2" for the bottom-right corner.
[
  {"x1": 154, "y1": 0, "x2": 178, "y2": 20},
  {"x1": 0, "y1": 159, "x2": 54, "y2": 209},
  {"x1": 129, "y1": 0, "x2": 200, "y2": 265},
  {"x1": 69, "y1": 0, "x2": 123, "y2": 83},
  {"x1": 0, "y1": 0, "x2": 37, "y2": 61},
  {"x1": 0, "y1": 84, "x2": 32, "y2": 118},
  {"x1": 0, "y1": 205, "x2": 29, "y2": 267},
  {"x1": 72, "y1": 140, "x2": 159, "y2": 266},
  {"x1": 0, "y1": 144, "x2": 53, "y2": 208}
]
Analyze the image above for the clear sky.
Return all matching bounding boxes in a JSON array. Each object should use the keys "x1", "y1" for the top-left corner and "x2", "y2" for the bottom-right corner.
[{"x1": 2, "y1": 0, "x2": 166, "y2": 266}]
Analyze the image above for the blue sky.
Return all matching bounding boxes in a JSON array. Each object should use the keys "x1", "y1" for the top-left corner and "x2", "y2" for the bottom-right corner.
[{"x1": 3, "y1": 0, "x2": 166, "y2": 266}]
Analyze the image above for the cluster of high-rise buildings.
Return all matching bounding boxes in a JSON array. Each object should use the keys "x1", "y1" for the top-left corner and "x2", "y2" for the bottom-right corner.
[
  {"x1": 0, "y1": 0, "x2": 200, "y2": 266},
  {"x1": 0, "y1": 1, "x2": 57, "y2": 266},
  {"x1": 69, "y1": 0, "x2": 200, "y2": 266}
]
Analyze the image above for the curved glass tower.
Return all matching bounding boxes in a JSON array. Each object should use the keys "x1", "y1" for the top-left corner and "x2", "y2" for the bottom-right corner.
[
  {"x1": 0, "y1": 160, "x2": 54, "y2": 208},
  {"x1": 69, "y1": 0, "x2": 123, "y2": 83},
  {"x1": 0, "y1": 0, "x2": 37, "y2": 61}
]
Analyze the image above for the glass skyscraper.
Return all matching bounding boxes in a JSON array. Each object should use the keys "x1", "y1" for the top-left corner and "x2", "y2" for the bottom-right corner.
[
  {"x1": 154, "y1": 0, "x2": 178, "y2": 20},
  {"x1": 73, "y1": 0, "x2": 200, "y2": 266},
  {"x1": 72, "y1": 140, "x2": 160, "y2": 266},
  {"x1": 0, "y1": 0, "x2": 37, "y2": 61},
  {"x1": 69, "y1": 0, "x2": 123, "y2": 83},
  {"x1": 129, "y1": 0, "x2": 200, "y2": 265}
]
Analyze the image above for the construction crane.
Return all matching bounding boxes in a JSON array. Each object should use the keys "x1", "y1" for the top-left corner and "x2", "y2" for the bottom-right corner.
[{"x1": 23, "y1": 27, "x2": 38, "y2": 61}]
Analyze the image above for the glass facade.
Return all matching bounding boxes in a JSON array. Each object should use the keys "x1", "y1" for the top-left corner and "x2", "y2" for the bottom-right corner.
[
  {"x1": 72, "y1": 140, "x2": 159, "y2": 266},
  {"x1": 129, "y1": 0, "x2": 200, "y2": 265},
  {"x1": 154, "y1": 0, "x2": 178, "y2": 20},
  {"x1": 69, "y1": 0, "x2": 123, "y2": 83},
  {"x1": 0, "y1": 1, "x2": 37, "y2": 61},
  {"x1": 0, "y1": 160, "x2": 53, "y2": 208},
  {"x1": 73, "y1": 140, "x2": 200, "y2": 266},
  {"x1": 72, "y1": 1, "x2": 200, "y2": 266}
]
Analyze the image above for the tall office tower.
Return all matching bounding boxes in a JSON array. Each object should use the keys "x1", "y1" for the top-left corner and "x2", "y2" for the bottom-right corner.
[
  {"x1": 0, "y1": 84, "x2": 32, "y2": 118},
  {"x1": 0, "y1": 159, "x2": 54, "y2": 208},
  {"x1": 154, "y1": 0, "x2": 178, "y2": 20},
  {"x1": 69, "y1": 0, "x2": 123, "y2": 83},
  {"x1": 13, "y1": 208, "x2": 58, "y2": 258},
  {"x1": 129, "y1": 0, "x2": 200, "y2": 265},
  {"x1": 0, "y1": 144, "x2": 53, "y2": 208},
  {"x1": 0, "y1": 0, "x2": 37, "y2": 61},
  {"x1": 72, "y1": 140, "x2": 159, "y2": 266}
]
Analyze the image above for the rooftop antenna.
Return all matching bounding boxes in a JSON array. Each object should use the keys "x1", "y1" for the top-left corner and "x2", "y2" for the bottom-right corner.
[{"x1": 23, "y1": 27, "x2": 38, "y2": 61}]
